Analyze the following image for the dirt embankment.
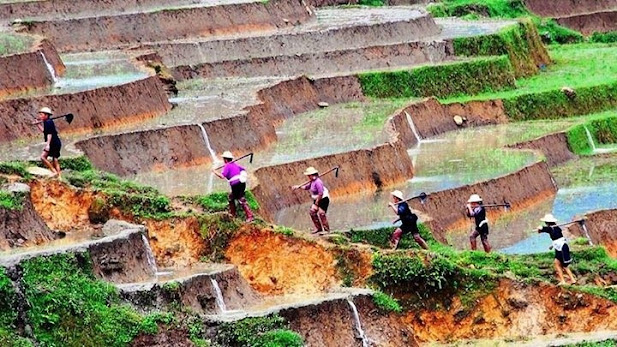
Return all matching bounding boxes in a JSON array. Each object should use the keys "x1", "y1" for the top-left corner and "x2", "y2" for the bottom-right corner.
[
  {"x1": 386, "y1": 97, "x2": 508, "y2": 147},
  {"x1": 77, "y1": 75, "x2": 364, "y2": 176},
  {"x1": 556, "y1": 11, "x2": 617, "y2": 35},
  {"x1": 0, "y1": 76, "x2": 170, "y2": 144},
  {"x1": 0, "y1": 188, "x2": 56, "y2": 250},
  {"x1": 19, "y1": 0, "x2": 314, "y2": 52},
  {"x1": 174, "y1": 40, "x2": 451, "y2": 79},
  {"x1": 408, "y1": 279, "x2": 617, "y2": 342},
  {"x1": 279, "y1": 294, "x2": 418, "y2": 347},
  {"x1": 226, "y1": 228, "x2": 339, "y2": 295},
  {"x1": 524, "y1": 0, "x2": 617, "y2": 18},
  {"x1": 569, "y1": 209, "x2": 617, "y2": 258},
  {"x1": 252, "y1": 141, "x2": 414, "y2": 221},
  {"x1": 0, "y1": 38, "x2": 64, "y2": 98},
  {"x1": 507, "y1": 132, "x2": 576, "y2": 167},
  {"x1": 410, "y1": 161, "x2": 557, "y2": 241}
]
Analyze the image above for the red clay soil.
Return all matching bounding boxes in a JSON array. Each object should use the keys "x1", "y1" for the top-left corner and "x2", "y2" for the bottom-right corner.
[
  {"x1": 77, "y1": 75, "x2": 364, "y2": 176},
  {"x1": 173, "y1": 41, "x2": 451, "y2": 79},
  {"x1": 225, "y1": 228, "x2": 340, "y2": 295},
  {"x1": 131, "y1": 328, "x2": 193, "y2": 347},
  {"x1": 252, "y1": 141, "x2": 414, "y2": 221},
  {"x1": 29, "y1": 179, "x2": 96, "y2": 232},
  {"x1": 0, "y1": 76, "x2": 170, "y2": 144},
  {"x1": 569, "y1": 209, "x2": 617, "y2": 258},
  {"x1": 407, "y1": 279, "x2": 617, "y2": 342},
  {"x1": 506, "y1": 132, "x2": 576, "y2": 167},
  {"x1": 524, "y1": 0, "x2": 617, "y2": 18},
  {"x1": 19, "y1": 0, "x2": 314, "y2": 52},
  {"x1": 556, "y1": 11, "x2": 617, "y2": 35},
  {"x1": 410, "y1": 162, "x2": 557, "y2": 241},
  {"x1": 387, "y1": 97, "x2": 508, "y2": 147},
  {"x1": 143, "y1": 216, "x2": 207, "y2": 268}
]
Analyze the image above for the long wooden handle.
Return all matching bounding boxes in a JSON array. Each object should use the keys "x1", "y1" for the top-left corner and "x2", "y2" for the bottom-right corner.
[
  {"x1": 292, "y1": 166, "x2": 338, "y2": 190},
  {"x1": 213, "y1": 153, "x2": 253, "y2": 170}
]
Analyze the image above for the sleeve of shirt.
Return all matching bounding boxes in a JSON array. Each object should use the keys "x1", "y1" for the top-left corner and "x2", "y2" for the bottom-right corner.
[
  {"x1": 221, "y1": 165, "x2": 229, "y2": 179},
  {"x1": 43, "y1": 121, "x2": 50, "y2": 135},
  {"x1": 397, "y1": 204, "x2": 405, "y2": 216}
]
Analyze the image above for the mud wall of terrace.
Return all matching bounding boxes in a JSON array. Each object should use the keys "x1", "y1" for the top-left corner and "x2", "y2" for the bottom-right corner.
[
  {"x1": 0, "y1": 191, "x2": 56, "y2": 250},
  {"x1": 278, "y1": 295, "x2": 418, "y2": 347},
  {"x1": 173, "y1": 41, "x2": 451, "y2": 79},
  {"x1": 154, "y1": 13, "x2": 440, "y2": 66},
  {"x1": 555, "y1": 11, "x2": 617, "y2": 35},
  {"x1": 386, "y1": 97, "x2": 509, "y2": 147},
  {"x1": 569, "y1": 209, "x2": 617, "y2": 258},
  {"x1": 506, "y1": 132, "x2": 576, "y2": 167},
  {"x1": 409, "y1": 161, "x2": 557, "y2": 241},
  {"x1": 252, "y1": 141, "x2": 414, "y2": 220},
  {"x1": 77, "y1": 76, "x2": 364, "y2": 176},
  {"x1": 0, "y1": 38, "x2": 64, "y2": 98},
  {"x1": 409, "y1": 279, "x2": 617, "y2": 342},
  {"x1": 0, "y1": 76, "x2": 170, "y2": 144},
  {"x1": 524, "y1": 0, "x2": 617, "y2": 18},
  {"x1": 21, "y1": 0, "x2": 314, "y2": 52}
]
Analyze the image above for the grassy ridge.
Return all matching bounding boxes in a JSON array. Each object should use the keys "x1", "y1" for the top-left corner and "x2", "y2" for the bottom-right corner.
[
  {"x1": 567, "y1": 116, "x2": 617, "y2": 155},
  {"x1": 453, "y1": 20, "x2": 550, "y2": 77},
  {"x1": 359, "y1": 56, "x2": 516, "y2": 99}
]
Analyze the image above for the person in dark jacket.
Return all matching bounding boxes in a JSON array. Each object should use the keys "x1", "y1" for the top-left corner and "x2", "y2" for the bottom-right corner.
[
  {"x1": 389, "y1": 190, "x2": 429, "y2": 250},
  {"x1": 32, "y1": 107, "x2": 62, "y2": 178},
  {"x1": 466, "y1": 194, "x2": 491, "y2": 253},
  {"x1": 538, "y1": 213, "x2": 577, "y2": 285}
]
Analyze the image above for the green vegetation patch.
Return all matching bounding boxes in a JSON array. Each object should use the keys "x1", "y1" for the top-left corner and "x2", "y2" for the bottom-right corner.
[
  {"x1": 0, "y1": 268, "x2": 32, "y2": 347},
  {"x1": 372, "y1": 290, "x2": 402, "y2": 313},
  {"x1": 0, "y1": 191, "x2": 25, "y2": 210},
  {"x1": 215, "y1": 315, "x2": 303, "y2": 347},
  {"x1": 191, "y1": 191, "x2": 259, "y2": 213},
  {"x1": 349, "y1": 223, "x2": 436, "y2": 250},
  {"x1": 567, "y1": 339, "x2": 617, "y2": 347},
  {"x1": 198, "y1": 213, "x2": 242, "y2": 262},
  {"x1": 453, "y1": 20, "x2": 550, "y2": 77},
  {"x1": 0, "y1": 161, "x2": 29, "y2": 178},
  {"x1": 566, "y1": 116, "x2": 617, "y2": 155},
  {"x1": 359, "y1": 56, "x2": 516, "y2": 99},
  {"x1": 20, "y1": 253, "x2": 158, "y2": 346},
  {"x1": 445, "y1": 44, "x2": 617, "y2": 121},
  {"x1": 0, "y1": 33, "x2": 34, "y2": 56},
  {"x1": 590, "y1": 31, "x2": 617, "y2": 44}
]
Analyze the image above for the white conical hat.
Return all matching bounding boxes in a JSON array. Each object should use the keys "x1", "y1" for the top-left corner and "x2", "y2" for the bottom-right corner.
[
  {"x1": 391, "y1": 190, "x2": 404, "y2": 200},
  {"x1": 540, "y1": 214, "x2": 558, "y2": 223},
  {"x1": 303, "y1": 166, "x2": 318, "y2": 175},
  {"x1": 467, "y1": 194, "x2": 482, "y2": 203},
  {"x1": 221, "y1": 151, "x2": 234, "y2": 159},
  {"x1": 39, "y1": 107, "x2": 53, "y2": 115}
]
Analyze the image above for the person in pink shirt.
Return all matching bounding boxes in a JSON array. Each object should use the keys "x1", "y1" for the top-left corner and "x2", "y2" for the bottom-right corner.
[
  {"x1": 292, "y1": 166, "x2": 330, "y2": 233},
  {"x1": 213, "y1": 151, "x2": 253, "y2": 222}
]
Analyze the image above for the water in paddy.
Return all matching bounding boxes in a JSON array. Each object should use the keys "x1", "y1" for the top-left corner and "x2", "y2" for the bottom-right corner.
[{"x1": 501, "y1": 155, "x2": 617, "y2": 254}]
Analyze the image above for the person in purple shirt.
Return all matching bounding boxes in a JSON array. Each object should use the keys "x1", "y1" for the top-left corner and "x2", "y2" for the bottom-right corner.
[
  {"x1": 212, "y1": 151, "x2": 253, "y2": 222},
  {"x1": 292, "y1": 166, "x2": 330, "y2": 233}
]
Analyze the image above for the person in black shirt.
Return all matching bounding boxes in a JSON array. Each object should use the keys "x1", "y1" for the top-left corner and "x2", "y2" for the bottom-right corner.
[
  {"x1": 466, "y1": 194, "x2": 491, "y2": 253},
  {"x1": 32, "y1": 107, "x2": 62, "y2": 178},
  {"x1": 388, "y1": 190, "x2": 429, "y2": 250},
  {"x1": 537, "y1": 213, "x2": 577, "y2": 285}
]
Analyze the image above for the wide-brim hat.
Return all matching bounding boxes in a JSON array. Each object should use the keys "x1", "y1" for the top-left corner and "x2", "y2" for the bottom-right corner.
[
  {"x1": 540, "y1": 213, "x2": 558, "y2": 223},
  {"x1": 467, "y1": 194, "x2": 483, "y2": 203},
  {"x1": 391, "y1": 190, "x2": 404, "y2": 200},
  {"x1": 39, "y1": 107, "x2": 53, "y2": 115},
  {"x1": 303, "y1": 166, "x2": 318, "y2": 176},
  {"x1": 221, "y1": 151, "x2": 234, "y2": 159}
]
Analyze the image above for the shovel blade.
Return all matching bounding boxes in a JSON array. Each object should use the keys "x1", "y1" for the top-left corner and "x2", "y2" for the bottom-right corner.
[{"x1": 65, "y1": 113, "x2": 74, "y2": 124}]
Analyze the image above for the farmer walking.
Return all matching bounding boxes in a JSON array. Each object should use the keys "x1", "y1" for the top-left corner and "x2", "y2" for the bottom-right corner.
[
  {"x1": 466, "y1": 194, "x2": 491, "y2": 253},
  {"x1": 212, "y1": 151, "x2": 254, "y2": 222},
  {"x1": 32, "y1": 107, "x2": 62, "y2": 178},
  {"x1": 388, "y1": 190, "x2": 429, "y2": 250},
  {"x1": 537, "y1": 214, "x2": 577, "y2": 285},
  {"x1": 292, "y1": 166, "x2": 330, "y2": 234}
]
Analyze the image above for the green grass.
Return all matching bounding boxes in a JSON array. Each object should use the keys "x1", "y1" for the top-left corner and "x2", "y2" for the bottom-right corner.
[
  {"x1": 192, "y1": 191, "x2": 259, "y2": 213},
  {"x1": 444, "y1": 43, "x2": 617, "y2": 104},
  {"x1": 590, "y1": 31, "x2": 617, "y2": 44},
  {"x1": 359, "y1": 56, "x2": 516, "y2": 99},
  {"x1": 567, "y1": 339, "x2": 617, "y2": 347},
  {"x1": 0, "y1": 33, "x2": 34, "y2": 56},
  {"x1": 21, "y1": 253, "x2": 158, "y2": 346},
  {"x1": 372, "y1": 291, "x2": 402, "y2": 313},
  {"x1": 0, "y1": 191, "x2": 24, "y2": 210},
  {"x1": 215, "y1": 315, "x2": 303, "y2": 347},
  {"x1": 0, "y1": 161, "x2": 30, "y2": 178},
  {"x1": 566, "y1": 115, "x2": 617, "y2": 155}
]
